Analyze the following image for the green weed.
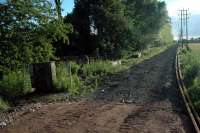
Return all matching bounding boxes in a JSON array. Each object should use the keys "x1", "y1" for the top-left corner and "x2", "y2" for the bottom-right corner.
[
  {"x1": 0, "y1": 97, "x2": 8, "y2": 110},
  {"x1": 53, "y1": 62, "x2": 83, "y2": 96},
  {"x1": 0, "y1": 70, "x2": 32, "y2": 100},
  {"x1": 181, "y1": 44, "x2": 200, "y2": 112}
]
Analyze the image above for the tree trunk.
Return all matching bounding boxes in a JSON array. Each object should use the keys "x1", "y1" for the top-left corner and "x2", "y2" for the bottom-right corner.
[{"x1": 55, "y1": 0, "x2": 62, "y2": 20}]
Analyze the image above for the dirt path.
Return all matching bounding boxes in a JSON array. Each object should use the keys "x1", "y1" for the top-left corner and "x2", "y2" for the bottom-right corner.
[{"x1": 1, "y1": 46, "x2": 194, "y2": 133}]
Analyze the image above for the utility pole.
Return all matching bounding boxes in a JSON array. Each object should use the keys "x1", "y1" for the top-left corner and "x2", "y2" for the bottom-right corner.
[
  {"x1": 185, "y1": 9, "x2": 189, "y2": 45},
  {"x1": 178, "y1": 9, "x2": 189, "y2": 48},
  {"x1": 180, "y1": 10, "x2": 183, "y2": 48}
]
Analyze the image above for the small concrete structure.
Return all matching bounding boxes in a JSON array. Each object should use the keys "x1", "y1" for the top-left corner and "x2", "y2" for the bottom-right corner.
[
  {"x1": 111, "y1": 60, "x2": 122, "y2": 66},
  {"x1": 30, "y1": 62, "x2": 56, "y2": 93}
]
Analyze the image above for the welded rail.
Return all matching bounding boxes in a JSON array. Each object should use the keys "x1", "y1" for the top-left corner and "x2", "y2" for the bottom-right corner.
[{"x1": 175, "y1": 48, "x2": 200, "y2": 133}]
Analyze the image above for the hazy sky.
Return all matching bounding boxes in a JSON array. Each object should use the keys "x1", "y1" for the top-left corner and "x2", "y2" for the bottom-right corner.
[{"x1": 163, "y1": 0, "x2": 200, "y2": 17}]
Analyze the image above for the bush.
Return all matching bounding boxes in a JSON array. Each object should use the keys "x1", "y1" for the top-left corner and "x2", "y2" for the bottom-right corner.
[
  {"x1": 181, "y1": 52, "x2": 200, "y2": 85},
  {"x1": 181, "y1": 47, "x2": 200, "y2": 112},
  {"x1": 0, "y1": 70, "x2": 32, "y2": 100}
]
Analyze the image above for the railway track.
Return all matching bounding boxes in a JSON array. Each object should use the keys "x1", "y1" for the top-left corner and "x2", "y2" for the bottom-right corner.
[{"x1": 175, "y1": 47, "x2": 200, "y2": 133}]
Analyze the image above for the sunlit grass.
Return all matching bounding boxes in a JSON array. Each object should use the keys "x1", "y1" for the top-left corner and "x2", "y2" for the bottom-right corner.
[
  {"x1": 0, "y1": 70, "x2": 33, "y2": 100},
  {"x1": 180, "y1": 44, "x2": 200, "y2": 112},
  {"x1": 0, "y1": 97, "x2": 8, "y2": 111},
  {"x1": 53, "y1": 46, "x2": 169, "y2": 97},
  {"x1": 0, "y1": 45, "x2": 169, "y2": 110}
]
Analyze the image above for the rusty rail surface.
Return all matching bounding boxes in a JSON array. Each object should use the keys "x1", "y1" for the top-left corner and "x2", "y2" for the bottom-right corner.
[{"x1": 175, "y1": 48, "x2": 200, "y2": 133}]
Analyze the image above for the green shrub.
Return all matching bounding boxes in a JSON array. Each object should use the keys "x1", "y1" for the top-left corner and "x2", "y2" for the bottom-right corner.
[
  {"x1": 69, "y1": 61, "x2": 80, "y2": 75},
  {"x1": 0, "y1": 70, "x2": 32, "y2": 99},
  {"x1": 181, "y1": 52, "x2": 200, "y2": 85},
  {"x1": 0, "y1": 97, "x2": 8, "y2": 110},
  {"x1": 181, "y1": 47, "x2": 200, "y2": 112}
]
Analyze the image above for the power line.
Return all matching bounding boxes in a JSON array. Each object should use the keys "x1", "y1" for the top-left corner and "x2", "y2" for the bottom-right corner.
[{"x1": 178, "y1": 9, "x2": 189, "y2": 48}]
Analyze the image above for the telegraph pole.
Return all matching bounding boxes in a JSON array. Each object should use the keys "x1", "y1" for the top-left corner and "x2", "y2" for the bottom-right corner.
[
  {"x1": 180, "y1": 10, "x2": 183, "y2": 48},
  {"x1": 179, "y1": 9, "x2": 189, "y2": 48},
  {"x1": 185, "y1": 9, "x2": 189, "y2": 45}
]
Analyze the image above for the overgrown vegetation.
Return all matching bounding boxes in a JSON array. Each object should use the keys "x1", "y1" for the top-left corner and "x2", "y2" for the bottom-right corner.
[
  {"x1": 0, "y1": 0, "x2": 72, "y2": 71},
  {"x1": 63, "y1": 0, "x2": 173, "y2": 57},
  {"x1": 53, "y1": 62, "x2": 83, "y2": 96},
  {"x1": 54, "y1": 46, "x2": 168, "y2": 97},
  {"x1": 0, "y1": 70, "x2": 32, "y2": 100},
  {"x1": 0, "y1": 0, "x2": 173, "y2": 109},
  {"x1": 0, "y1": 97, "x2": 8, "y2": 110},
  {"x1": 53, "y1": 60, "x2": 119, "y2": 96},
  {"x1": 180, "y1": 44, "x2": 200, "y2": 112}
]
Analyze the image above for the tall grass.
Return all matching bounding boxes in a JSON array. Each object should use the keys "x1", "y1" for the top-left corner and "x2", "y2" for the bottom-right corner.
[
  {"x1": 53, "y1": 62, "x2": 83, "y2": 96},
  {"x1": 82, "y1": 59, "x2": 119, "y2": 76},
  {"x1": 53, "y1": 60, "x2": 121, "y2": 96},
  {"x1": 0, "y1": 97, "x2": 8, "y2": 110},
  {"x1": 181, "y1": 45, "x2": 200, "y2": 112},
  {"x1": 0, "y1": 70, "x2": 32, "y2": 100},
  {"x1": 54, "y1": 46, "x2": 168, "y2": 97},
  {"x1": 81, "y1": 60, "x2": 120, "y2": 95},
  {"x1": 0, "y1": 45, "x2": 168, "y2": 109}
]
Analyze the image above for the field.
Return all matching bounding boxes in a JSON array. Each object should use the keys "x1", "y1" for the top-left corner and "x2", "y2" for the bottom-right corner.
[{"x1": 180, "y1": 43, "x2": 200, "y2": 112}]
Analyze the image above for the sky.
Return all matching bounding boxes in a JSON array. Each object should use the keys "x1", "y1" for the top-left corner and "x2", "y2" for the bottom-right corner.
[
  {"x1": 61, "y1": 0, "x2": 200, "y2": 38},
  {"x1": 62, "y1": 0, "x2": 200, "y2": 16},
  {"x1": 62, "y1": 0, "x2": 74, "y2": 16},
  {"x1": 163, "y1": 0, "x2": 200, "y2": 17},
  {"x1": 163, "y1": 0, "x2": 200, "y2": 38}
]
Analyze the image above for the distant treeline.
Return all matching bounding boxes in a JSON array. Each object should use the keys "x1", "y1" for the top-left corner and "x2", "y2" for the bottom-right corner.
[
  {"x1": 0, "y1": 0, "x2": 173, "y2": 72},
  {"x1": 189, "y1": 38, "x2": 200, "y2": 43}
]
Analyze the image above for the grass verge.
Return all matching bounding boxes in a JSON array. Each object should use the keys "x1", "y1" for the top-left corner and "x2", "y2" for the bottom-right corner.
[
  {"x1": 0, "y1": 45, "x2": 169, "y2": 110},
  {"x1": 54, "y1": 45, "x2": 169, "y2": 97},
  {"x1": 180, "y1": 44, "x2": 200, "y2": 112}
]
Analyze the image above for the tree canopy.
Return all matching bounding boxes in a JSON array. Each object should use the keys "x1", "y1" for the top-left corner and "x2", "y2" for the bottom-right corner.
[
  {"x1": 0, "y1": 0, "x2": 173, "y2": 71},
  {"x1": 67, "y1": 0, "x2": 173, "y2": 57},
  {"x1": 0, "y1": 0, "x2": 71, "y2": 71}
]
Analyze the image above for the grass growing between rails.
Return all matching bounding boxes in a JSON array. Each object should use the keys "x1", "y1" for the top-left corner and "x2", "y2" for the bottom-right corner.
[
  {"x1": 54, "y1": 45, "x2": 169, "y2": 97},
  {"x1": 180, "y1": 44, "x2": 200, "y2": 113}
]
